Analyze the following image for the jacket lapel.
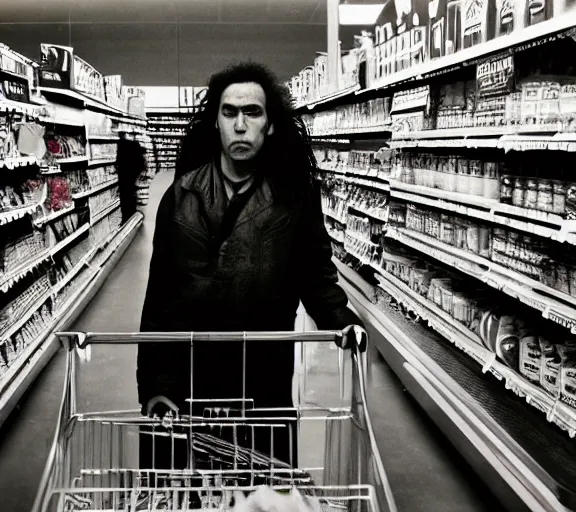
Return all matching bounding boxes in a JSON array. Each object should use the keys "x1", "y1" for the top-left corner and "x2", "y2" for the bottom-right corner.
[
  {"x1": 179, "y1": 160, "x2": 274, "y2": 232},
  {"x1": 180, "y1": 162, "x2": 227, "y2": 233},
  {"x1": 235, "y1": 178, "x2": 274, "y2": 228}
]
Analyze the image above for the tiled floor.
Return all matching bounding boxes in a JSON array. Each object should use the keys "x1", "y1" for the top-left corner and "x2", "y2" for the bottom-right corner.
[{"x1": 0, "y1": 171, "x2": 504, "y2": 512}]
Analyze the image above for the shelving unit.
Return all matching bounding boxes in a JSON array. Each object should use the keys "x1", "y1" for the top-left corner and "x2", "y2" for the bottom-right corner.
[
  {"x1": 0, "y1": 42, "x2": 146, "y2": 428},
  {"x1": 291, "y1": 4, "x2": 576, "y2": 511}
]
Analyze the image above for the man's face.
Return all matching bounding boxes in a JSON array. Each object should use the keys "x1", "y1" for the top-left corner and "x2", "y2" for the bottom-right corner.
[{"x1": 217, "y1": 82, "x2": 273, "y2": 162}]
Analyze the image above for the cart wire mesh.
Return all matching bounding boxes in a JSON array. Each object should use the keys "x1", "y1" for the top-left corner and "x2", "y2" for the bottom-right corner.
[{"x1": 32, "y1": 330, "x2": 397, "y2": 512}]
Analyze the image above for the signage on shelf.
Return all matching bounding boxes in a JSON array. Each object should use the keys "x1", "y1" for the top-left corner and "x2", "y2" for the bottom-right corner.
[
  {"x1": 39, "y1": 44, "x2": 73, "y2": 90},
  {"x1": 104, "y1": 75, "x2": 125, "y2": 111},
  {"x1": 38, "y1": 44, "x2": 106, "y2": 101},
  {"x1": 73, "y1": 55, "x2": 105, "y2": 101},
  {"x1": 193, "y1": 87, "x2": 208, "y2": 107},
  {"x1": 123, "y1": 86, "x2": 146, "y2": 117},
  {"x1": 0, "y1": 45, "x2": 33, "y2": 83},
  {"x1": 0, "y1": 72, "x2": 30, "y2": 103},
  {"x1": 476, "y1": 52, "x2": 515, "y2": 99}
]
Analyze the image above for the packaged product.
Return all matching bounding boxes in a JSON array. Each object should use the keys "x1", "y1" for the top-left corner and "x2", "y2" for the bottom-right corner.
[
  {"x1": 560, "y1": 343, "x2": 576, "y2": 409},
  {"x1": 540, "y1": 338, "x2": 562, "y2": 398},
  {"x1": 494, "y1": 315, "x2": 520, "y2": 370},
  {"x1": 518, "y1": 320, "x2": 541, "y2": 383}
]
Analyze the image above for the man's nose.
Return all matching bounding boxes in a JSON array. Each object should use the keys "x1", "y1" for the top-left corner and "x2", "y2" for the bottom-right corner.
[{"x1": 234, "y1": 113, "x2": 247, "y2": 132}]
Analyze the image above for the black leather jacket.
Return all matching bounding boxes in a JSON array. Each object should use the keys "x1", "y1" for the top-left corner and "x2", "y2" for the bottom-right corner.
[{"x1": 137, "y1": 161, "x2": 361, "y2": 407}]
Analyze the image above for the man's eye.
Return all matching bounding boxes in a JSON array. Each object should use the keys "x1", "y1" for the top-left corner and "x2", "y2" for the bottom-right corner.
[{"x1": 222, "y1": 108, "x2": 236, "y2": 117}]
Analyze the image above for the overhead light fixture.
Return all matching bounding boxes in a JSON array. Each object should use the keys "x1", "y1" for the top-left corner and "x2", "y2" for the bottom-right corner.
[{"x1": 338, "y1": 3, "x2": 385, "y2": 25}]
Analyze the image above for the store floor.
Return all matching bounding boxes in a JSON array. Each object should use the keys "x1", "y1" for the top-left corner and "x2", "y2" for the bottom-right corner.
[{"x1": 0, "y1": 171, "x2": 505, "y2": 512}]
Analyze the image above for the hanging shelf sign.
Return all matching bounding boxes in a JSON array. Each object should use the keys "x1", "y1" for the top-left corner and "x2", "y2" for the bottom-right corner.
[{"x1": 476, "y1": 51, "x2": 515, "y2": 100}]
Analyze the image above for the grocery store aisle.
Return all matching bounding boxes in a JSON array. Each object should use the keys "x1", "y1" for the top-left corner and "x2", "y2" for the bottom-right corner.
[{"x1": 0, "y1": 170, "x2": 504, "y2": 512}]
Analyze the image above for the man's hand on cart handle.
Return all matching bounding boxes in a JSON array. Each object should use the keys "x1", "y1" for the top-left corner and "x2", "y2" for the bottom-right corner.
[
  {"x1": 339, "y1": 325, "x2": 367, "y2": 352},
  {"x1": 145, "y1": 395, "x2": 179, "y2": 419}
]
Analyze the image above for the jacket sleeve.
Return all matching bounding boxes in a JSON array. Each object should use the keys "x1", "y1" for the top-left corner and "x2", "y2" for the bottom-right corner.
[
  {"x1": 297, "y1": 182, "x2": 364, "y2": 331},
  {"x1": 137, "y1": 184, "x2": 181, "y2": 406}
]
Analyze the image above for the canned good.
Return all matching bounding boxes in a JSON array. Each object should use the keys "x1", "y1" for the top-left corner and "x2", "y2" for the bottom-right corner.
[
  {"x1": 537, "y1": 179, "x2": 553, "y2": 213},
  {"x1": 552, "y1": 180, "x2": 567, "y2": 215},
  {"x1": 524, "y1": 178, "x2": 538, "y2": 210},
  {"x1": 512, "y1": 178, "x2": 525, "y2": 207}
]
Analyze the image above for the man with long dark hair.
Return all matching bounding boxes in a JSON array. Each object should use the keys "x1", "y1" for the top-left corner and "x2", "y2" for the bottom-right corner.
[{"x1": 138, "y1": 62, "x2": 365, "y2": 473}]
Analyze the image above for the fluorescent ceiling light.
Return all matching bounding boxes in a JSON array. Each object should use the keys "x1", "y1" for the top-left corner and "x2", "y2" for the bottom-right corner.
[{"x1": 338, "y1": 4, "x2": 385, "y2": 25}]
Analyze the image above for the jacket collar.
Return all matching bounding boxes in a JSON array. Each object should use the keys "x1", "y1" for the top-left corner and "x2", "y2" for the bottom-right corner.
[{"x1": 179, "y1": 159, "x2": 274, "y2": 228}]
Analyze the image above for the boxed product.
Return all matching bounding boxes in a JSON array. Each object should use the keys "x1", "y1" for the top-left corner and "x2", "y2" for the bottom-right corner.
[
  {"x1": 123, "y1": 86, "x2": 146, "y2": 118},
  {"x1": 104, "y1": 75, "x2": 125, "y2": 110}
]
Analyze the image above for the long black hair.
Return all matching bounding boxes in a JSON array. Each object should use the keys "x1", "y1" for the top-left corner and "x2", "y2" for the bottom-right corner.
[{"x1": 176, "y1": 61, "x2": 317, "y2": 203}]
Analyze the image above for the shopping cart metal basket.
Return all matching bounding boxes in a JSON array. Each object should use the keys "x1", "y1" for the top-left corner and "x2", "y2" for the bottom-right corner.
[{"x1": 32, "y1": 330, "x2": 397, "y2": 512}]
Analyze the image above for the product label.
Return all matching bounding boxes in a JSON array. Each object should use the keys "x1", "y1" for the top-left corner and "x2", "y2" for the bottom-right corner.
[
  {"x1": 0, "y1": 46, "x2": 31, "y2": 80},
  {"x1": 0, "y1": 72, "x2": 29, "y2": 103},
  {"x1": 476, "y1": 53, "x2": 514, "y2": 100},
  {"x1": 391, "y1": 85, "x2": 430, "y2": 113}
]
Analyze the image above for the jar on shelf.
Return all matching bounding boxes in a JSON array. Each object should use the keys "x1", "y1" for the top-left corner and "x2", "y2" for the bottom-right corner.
[
  {"x1": 447, "y1": 156, "x2": 458, "y2": 192},
  {"x1": 555, "y1": 263, "x2": 571, "y2": 296},
  {"x1": 468, "y1": 159, "x2": 484, "y2": 197},
  {"x1": 499, "y1": 175, "x2": 514, "y2": 205},
  {"x1": 512, "y1": 178, "x2": 525, "y2": 208},
  {"x1": 465, "y1": 221, "x2": 481, "y2": 254},
  {"x1": 440, "y1": 214, "x2": 455, "y2": 246},
  {"x1": 524, "y1": 178, "x2": 538, "y2": 210},
  {"x1": 483, "y1": 162, "x2": 501, "y2": 200},
  {"x1": 570, "y1": 267, "x2": 576, "y2": 298},
  {"x1": 456, "y1": 158, "x2": 471, "y2": 195},
  {"x1": 478, "y1": 226, "x2": 491, "y2": 259},
  {"x1": 537, "y1": 179, "x2": 553, "y2": 213},
  {"x1": 552, "y1": 180, "x2": 568, "y2": 215}
]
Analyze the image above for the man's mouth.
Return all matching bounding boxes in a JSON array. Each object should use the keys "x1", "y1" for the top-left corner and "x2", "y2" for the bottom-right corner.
[{"x1": 231, "y1": 142, "x2": 251, "y2": 149}]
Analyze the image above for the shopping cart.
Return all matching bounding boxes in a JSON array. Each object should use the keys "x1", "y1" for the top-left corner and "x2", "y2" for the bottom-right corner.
[{"x1": 32, "y1": 330, "x2": 397, "y2": 512}]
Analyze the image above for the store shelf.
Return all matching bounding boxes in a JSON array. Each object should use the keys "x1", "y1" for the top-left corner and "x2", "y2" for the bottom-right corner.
[
  {"x1": 0, "y1": 289, "x2": 53, "y2": 343},
  {"x1": 88, "y1": 135, "x2": 119, "y2": 141},
  {"x1": 323, "y1": 208, "x2": 346, "y2": 224},
  {"x1": 0, "y1": 251, "x2": 51, "y2": 293},
  {"x1": 72, "y1": 179, "x2": 119, "y2": 199},
  {"x1": 148, "y1": 120, "x2": 189, "y2": 126},
  {"x1": 0, "y1": 100, "x2": 38, "y2": 116},
  {"x1": 148, "y1": 131, "x2": 185, "y2": 138},
  {"x1": 295, "y1": 84, "x2": 361, "y2": 111},
  {"x1": 88, "y1": 158, "x2": 116, "y2": 167},
  {"x1": 53, "y1": 155, "x2": 89, "y2": 165},
  {"x1": 0, "y1": 204, "x2": 38, "y2": 226},
  {"x1": 50, "y1": 224, "x2": 90, "y2": 255},
  {"x1": 37, "y1": 87, "x2": 146, "y2": 122},
  {"x1": 336, "y1": 258, "x2": 576, "y2": 511},
  {"x1": 346, "y1": 231, "x2": 379, "y2": 247},
  {"x1": 348, "y1": 203, "x2": 388, "y2": 223},
  {"x1": 91, "y1": 199, "x2": 121, "y2": 225},
  {"x1": 386, "y1": 226, "x2": 576, "y2": 333},
  {"x1": 33, "y1": 205, "x2": 75, "y2": 226},
  {"x1": 388, "y1": 180, "x2": 576, "y2": 245},
  {"x1": 311, "y1": 124, "x2": 392, "y2": 137},
  {"x1": 0, "y1": 156, "x2": 38, "y2": 169},
  {"x1": 0, "y1": 212, "x2": 144, "y2": 429},
  {"x1": 362, "y1": 14, "x2": 576, "y2": 95}
]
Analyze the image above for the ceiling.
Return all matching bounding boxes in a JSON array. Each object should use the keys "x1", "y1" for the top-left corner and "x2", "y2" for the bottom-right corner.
[{"x1": 0, "y1": 0, "x2": 329, "y2": 25}]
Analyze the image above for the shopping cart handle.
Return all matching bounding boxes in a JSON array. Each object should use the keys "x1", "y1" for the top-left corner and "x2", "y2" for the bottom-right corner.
[{"x1": 56, "y1": 330, "x2": 354, "y2": 349}]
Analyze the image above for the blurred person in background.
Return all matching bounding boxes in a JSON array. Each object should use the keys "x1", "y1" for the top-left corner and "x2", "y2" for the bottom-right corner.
[
  {"x1": 116, "y1": 131, "x2": 145, "y2": 223},
  {"x1": 138, "y1": 61, "x2": 366, "y2": 473}
]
